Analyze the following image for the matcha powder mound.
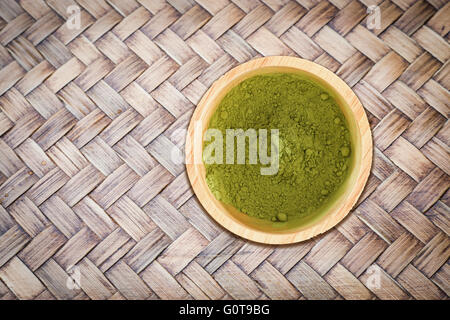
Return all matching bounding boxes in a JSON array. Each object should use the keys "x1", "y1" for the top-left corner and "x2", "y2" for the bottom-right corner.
[{"x1": 204, "y1": 73, "x2": 353, "y2": 223}]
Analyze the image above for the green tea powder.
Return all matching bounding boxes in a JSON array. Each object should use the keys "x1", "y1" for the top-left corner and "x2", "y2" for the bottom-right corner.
[{"x1": 204, "y1": 73, "x2": 352, "y2": 223}]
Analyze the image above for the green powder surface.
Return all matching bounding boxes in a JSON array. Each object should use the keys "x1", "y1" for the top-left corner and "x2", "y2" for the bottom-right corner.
[{"x1": 204, "y1": 72, "x2": 352, "y2": 223}]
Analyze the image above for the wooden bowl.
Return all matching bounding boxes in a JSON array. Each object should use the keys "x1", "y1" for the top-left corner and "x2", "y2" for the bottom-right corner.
[{"x1": 186, "y1": 56, "x2": 372, "y2": 244}]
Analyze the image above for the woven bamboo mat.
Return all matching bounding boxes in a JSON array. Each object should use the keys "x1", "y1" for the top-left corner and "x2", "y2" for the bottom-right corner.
[{"x1": 0, "y1": 0, "x2": 448, "y2": 301}]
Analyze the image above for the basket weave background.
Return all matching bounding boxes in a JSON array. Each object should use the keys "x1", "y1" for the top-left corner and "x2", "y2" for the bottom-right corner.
[{"x1": 0, "y1": 0, "x2": 448, "y2": 300}]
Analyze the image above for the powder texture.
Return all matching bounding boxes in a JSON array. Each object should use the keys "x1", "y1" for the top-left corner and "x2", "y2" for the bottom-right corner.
[{"x1": 204, "y1": 73, "x2": 352, "y2": 223}]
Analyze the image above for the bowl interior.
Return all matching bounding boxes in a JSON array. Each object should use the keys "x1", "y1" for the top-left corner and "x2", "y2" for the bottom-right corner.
[{"x1": 186, "y1": 57, "x2": 370, "y2": 244}]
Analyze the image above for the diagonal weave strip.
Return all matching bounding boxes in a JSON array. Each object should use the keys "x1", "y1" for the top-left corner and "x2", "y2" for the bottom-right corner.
[{"x1": 0, "y1": 0, "x2": 448, "y2": 300}]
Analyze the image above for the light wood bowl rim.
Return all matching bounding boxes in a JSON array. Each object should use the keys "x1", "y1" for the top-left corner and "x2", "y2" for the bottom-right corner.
[{"x1": 185, "y1": 56, "x2": 372, "y2": 244}]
